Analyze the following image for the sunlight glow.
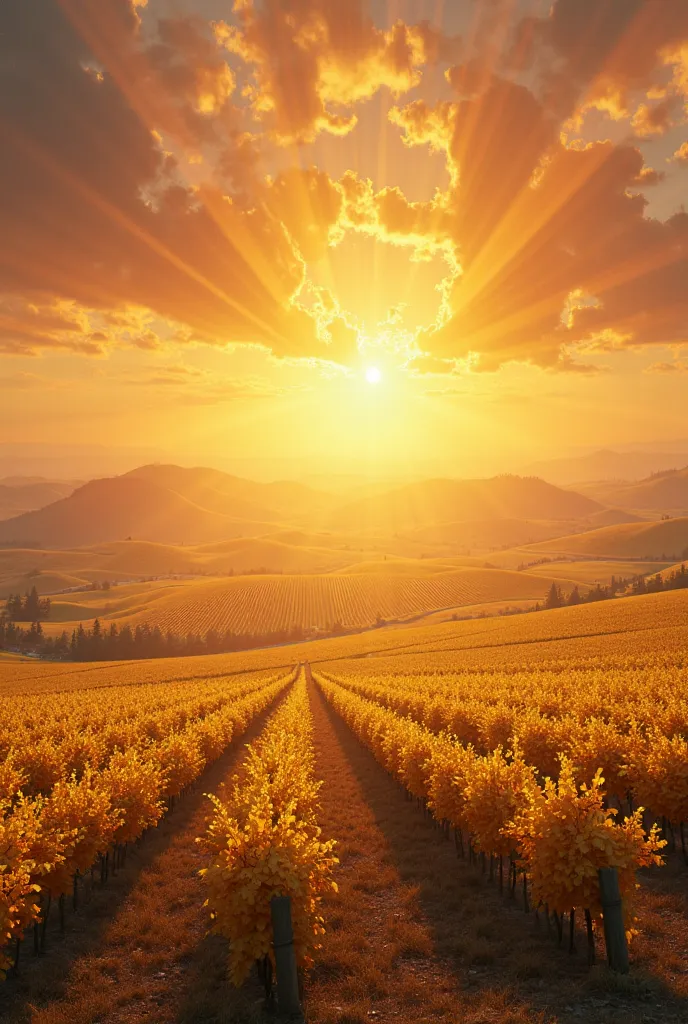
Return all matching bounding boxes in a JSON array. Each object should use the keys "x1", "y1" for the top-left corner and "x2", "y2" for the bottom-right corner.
[{"x1": 365, "y1": 366, "x2": 382, "y2": 384}]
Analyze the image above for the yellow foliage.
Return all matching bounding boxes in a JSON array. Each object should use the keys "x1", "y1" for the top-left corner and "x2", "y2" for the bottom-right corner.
[
  {"x1": 315, "y1": 671, "x2": 667, "y2": 938},
  {"x1": 506, "y1": 760, "x2": 665, "y2": 922},
  {"x1": 199, "y1": 672, "x2": 337, "y2": 986},
  {"x1": 0, "y1": 666, "x2": 296, "y2": 976}
]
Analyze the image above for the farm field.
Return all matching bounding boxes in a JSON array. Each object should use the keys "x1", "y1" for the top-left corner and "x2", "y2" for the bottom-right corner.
[
  {"x1": 5, "y1": 586, "x2": 688, "y2": 693},
  {"x1": 2, "y1": 550, "x2": 673, "y2": 651},
  {"x1": 129, "y1": 567, "x2": 565, "y2": 633},
  {"x1": 524, "y1": 559, "x2": 670, "y2": 585},
  {"x1": 0, "y1": 537, "x2": 390, "y2": 599},
  {"x1": 27, "y1": 565, "x2": 568, "y2": 638},
  {"x1": 2, "y1": 590, "x2": 688, "y2": 1024}
]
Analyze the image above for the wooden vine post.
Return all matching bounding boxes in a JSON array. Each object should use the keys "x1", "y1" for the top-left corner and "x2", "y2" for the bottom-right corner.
[
  {"x1": 270, "y1": 895, "x2": 304, "y2": 1020},
  {"x1": 598, "y1": 867, "x2": 629, "y2": 974}
]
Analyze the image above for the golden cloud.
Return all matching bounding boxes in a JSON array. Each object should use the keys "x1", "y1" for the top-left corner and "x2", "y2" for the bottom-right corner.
[
  {"x1": 1, "y1": 0, "x2": 687, "y2": 379},
  {"x1": 214, "y1": 1, "x2": 458, "y2": 144},
  {"x1": 395, "y1": 73, "x2": 688, "y2": 370}
]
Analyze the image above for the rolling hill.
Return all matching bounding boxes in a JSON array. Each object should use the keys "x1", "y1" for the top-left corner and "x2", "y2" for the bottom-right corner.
[
  {"x1": 526, "y1": 517, "x2": 688, "y2": 560},
  {"x1": 523, "y1": 559, "x2": 670, "y2": 586},
  {"x1": 328, "y1": 476, "x2": 603, "y2": 534},
  {"x1": 117, "y1": 566, "x2": 565, "y2": 635},
  {"x1": 0, "y1": 536, "x2": 392, "y2": 598},
  {"x1": 584, "y1": 507, "x2": 643, "y2": 527},
  {"x1": 23, "y1": 565, "x2": 574, "y2": 637},
  {"x1": 405, "y1": 517, "x2": 579, "y2": 550},
  {"x1": 124, "y1": 464, "x2": 335, "y2": 520},
  {"x1": 576, "y1": 467, "x2": 688, "y2": 512}
]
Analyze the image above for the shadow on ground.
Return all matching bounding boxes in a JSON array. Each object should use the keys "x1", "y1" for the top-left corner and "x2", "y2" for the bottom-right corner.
[{"x1": 315, "y1": 686, "x2": 688, "y2": 1024}]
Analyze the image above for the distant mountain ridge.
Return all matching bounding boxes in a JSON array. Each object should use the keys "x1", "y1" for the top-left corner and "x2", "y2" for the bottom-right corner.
[
  {"x1": 575, "y1": 466, "x2": 688, "y2": 512},
  {"x1": 525, "y1": 449, "x2": 688, "y2": 484},
  {"x1": 0, "y1": 476, "x2": 278, "y2": 547},
  {"x1": 123, "y1": 464, "x2": 336, "y2": 518},
  {"x1": 0, "y1": 481, "x2": 75, "y2": 522},
  {"x1": 0, "y1": 466, "x2": 339, "y2": 548},
  {"x1": 328, "y1": 475, "x2": 603, "y2": 533},
  {"x1": 0, "y1": 466, "x2": 604, "y2": 549}
]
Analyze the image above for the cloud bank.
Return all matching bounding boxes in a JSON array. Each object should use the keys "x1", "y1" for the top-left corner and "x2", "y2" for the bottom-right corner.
[{"x1": 0, "y1": 0, "x2": 686, "y2": 374}]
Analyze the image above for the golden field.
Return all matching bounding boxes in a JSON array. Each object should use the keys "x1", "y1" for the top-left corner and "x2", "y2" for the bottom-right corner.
[
  {"x1": 4, "y1": 587, "x2": 688, "y2": 694},
  {"x1": 3, "y1": 589, "x2": 688, "y2": 1024},
  {"x1": 119, "y1": 565, "x2": 564, "y2": 634},
  {"x1": 10, "y1": 560, "x2": 600, "y2": 639}
]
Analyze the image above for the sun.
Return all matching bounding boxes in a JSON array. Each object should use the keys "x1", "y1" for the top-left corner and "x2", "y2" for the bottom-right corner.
[{"x1": 365, "y1": 366, "x2": 382, "y2": 384}]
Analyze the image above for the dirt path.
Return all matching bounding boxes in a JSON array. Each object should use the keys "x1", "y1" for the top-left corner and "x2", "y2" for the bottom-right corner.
[
  {"x1": 307, "y1": 682, "x2": 688, "y2": 1024},
  {"x1": 306, "y1": 682, "x2": 539, "y2": 1024},
  {"x1": 1, "y1": 705, "x2": 280, "y2": 1024}
]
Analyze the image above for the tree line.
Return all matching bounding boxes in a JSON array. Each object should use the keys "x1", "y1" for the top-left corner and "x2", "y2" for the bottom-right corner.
[
  {"x1": 5, "y1": 586, "x2": 51, "y2": 621},
  {"x1": 3, "y1": 565, "x2": 688, "y2": 661},
  {"x1": 0, "y1": 617, "x2": 350, "y2": 661},
  {"x1": 540, "y1": 562, "x2": 688, "y2": 610}
]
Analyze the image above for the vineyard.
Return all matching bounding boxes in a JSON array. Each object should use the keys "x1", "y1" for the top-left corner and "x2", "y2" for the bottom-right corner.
[
  {"x1": 200, "y1": 672, "x2": 337, "y2": 989},
  {"x1": 314, "y1": 658, "x2": 686, "y2": 853},
  {"x1": 314, "y1": 668, "x2": 665, "y2": 955},
  {"x1": 2, "y1": 591, "x2": 688, "y2": 1022},
  {"x1": 126, "y1": 567, "x2": 561, "y2": 635},
  {"x1": 0, "y1": 663, "x2": 296, "y2": 977}
]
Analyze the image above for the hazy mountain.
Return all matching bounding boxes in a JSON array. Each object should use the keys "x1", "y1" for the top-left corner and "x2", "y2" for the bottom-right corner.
[
  {"x1": 0, "y1": 467, "x2": 605, "y2": 550},
  {"x1": 328, "y1": 476, "x2": 603, "y2": 533},
  {"x1": 578, "y1": 467, "x2": 688, "y2": 512},
  {"x1": 0, "y1": 475, "x2": 75, "y2": 487},
  {"x1": 524, "y1": 449, "x2": 688, "y2": 484},
  {"x1": 0, "y1": 464, "x2": 343, "y2": 548},
  {"x1": 0, "y1": 476, "x2": 281, "y2": 547},
  {"x1": 0, "y1": 481, "x2": 75, "y2": 522},
  {"x1": 124, "y1": 464, "x2": 336, "y2": 519}
]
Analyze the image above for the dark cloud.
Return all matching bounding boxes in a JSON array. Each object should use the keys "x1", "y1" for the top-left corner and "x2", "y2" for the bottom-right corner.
[
  {"x1": 1, "y1": 1, "x2": 686, "y2": 377},
  {"x1": 510, "y1": 0, "x2": 688, "y2": 119},
  {"x1": 396, "y1": 75, "x2": 688, "y2": 369},
  {"x1": 0, "y1": 1, "x2": 352, "y2": 362}
]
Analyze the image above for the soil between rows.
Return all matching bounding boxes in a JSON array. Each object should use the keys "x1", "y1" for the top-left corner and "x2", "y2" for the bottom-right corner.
[
  {"x1": 3, "y1": 679, "x2": 687, "y2": 1024},
  {"x1": 306, "y1": 680, "x2": 688, "y2": 1024},
  {"x1": 0, "y1": 701, "x2": 279, "y2": 1024}
]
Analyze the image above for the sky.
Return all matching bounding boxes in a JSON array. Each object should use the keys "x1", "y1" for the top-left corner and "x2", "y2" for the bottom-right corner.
[{"x1": 1, "y1": 0, "x2": 687, "y2": 479}]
